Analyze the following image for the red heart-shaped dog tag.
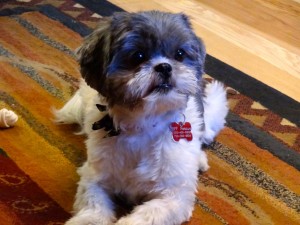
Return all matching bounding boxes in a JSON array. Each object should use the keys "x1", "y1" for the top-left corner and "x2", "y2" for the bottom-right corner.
[{"x1": 170, "y1": 122, "x2": 193, "y2": 142}]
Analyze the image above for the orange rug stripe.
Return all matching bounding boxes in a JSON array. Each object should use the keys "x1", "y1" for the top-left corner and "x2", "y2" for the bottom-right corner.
[
  {"x1": 0, "y1": 61, "x2": 86, "y2": 153},
  {"x1": 183, "y1": 204, "x2": 224, "y2": 225},
  {"x1": 197, "y1": 190, "x2": 250, "y2": 225},
  {"x1": 217, "y1": 127, "x2": 300, "y2": 193},
  {"x1": 0, "y1": 16, "x2": 79, "y2": 77},
  {"x1": 0, "y1": 24, "x2": 42, "y2": 62},
  {"x1": 0, "y1": 143, "x2": 70, "y2": 223},
  {"x1": 0, "y1": 203, "x2": 23, "y2": 225},
  {"x1": 21, "y1": 12, "x2": 83, "y2": 50},
  {"x1": 0, "y1": 121, "x2": 78, "y2": 212},
  {"x1": 205, "y1": 153, "x2": 300, "y2": 225}
]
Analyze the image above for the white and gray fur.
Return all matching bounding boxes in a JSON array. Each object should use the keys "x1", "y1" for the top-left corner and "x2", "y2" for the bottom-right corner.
[{"x1": 55, "y1": 11, "x2": 228, "y2": 225}]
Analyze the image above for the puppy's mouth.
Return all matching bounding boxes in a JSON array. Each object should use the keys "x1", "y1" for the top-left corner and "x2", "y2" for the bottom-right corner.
[{"x1": 154, "y1": 83, "x2": 173, "y2": 93}]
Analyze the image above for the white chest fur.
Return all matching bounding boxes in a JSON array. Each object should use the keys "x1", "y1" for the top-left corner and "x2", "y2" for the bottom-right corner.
[{"x1": 82, "y1": 96, "x2": 205, "y2": 202}]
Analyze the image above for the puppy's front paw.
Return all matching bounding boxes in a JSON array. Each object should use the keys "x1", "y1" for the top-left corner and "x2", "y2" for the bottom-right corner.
[
  {"x1": 115, "y1": 208, "x2": 171, "y2": 225},
  {"x1": 65, "y1": 210, "x2": 114, "y2": 225},
  {"x1": 115, "y1": 217, "x2": 140, "y2": 225}
]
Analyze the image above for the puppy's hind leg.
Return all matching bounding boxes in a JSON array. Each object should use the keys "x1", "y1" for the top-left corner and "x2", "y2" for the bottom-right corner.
[
  {"x1": 54, "y1": 90, "x2": 84, "y2": 126},
  {"x1": 65, "y1": 163, "x2": 116, "y2": 225}
]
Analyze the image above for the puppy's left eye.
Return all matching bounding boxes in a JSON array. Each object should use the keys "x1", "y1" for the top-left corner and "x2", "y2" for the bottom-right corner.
[
  {"x1": 132, "y1": 51, "x2": 147, "y2": 64},
  {"x1": 175, "y1": 49, "x2": 186, "y2": 62}
]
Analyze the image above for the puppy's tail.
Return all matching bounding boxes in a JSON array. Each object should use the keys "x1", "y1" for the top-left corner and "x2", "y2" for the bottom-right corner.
[
  {"x1": 53, "y1": 90, "x2": 84, "y2": 126},
  {"x1": 202, "y1": 81, "x2": 228, "y2": 145}
]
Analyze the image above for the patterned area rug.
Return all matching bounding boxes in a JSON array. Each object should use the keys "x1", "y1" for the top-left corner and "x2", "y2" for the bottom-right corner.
[{"x1": 0, "y1": 0, "x2": 300, "y2": 224}]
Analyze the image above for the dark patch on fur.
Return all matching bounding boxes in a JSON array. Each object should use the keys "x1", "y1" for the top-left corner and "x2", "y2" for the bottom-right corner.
[
  {"x1": 92, "y1": 104, "x2": 120, "y2": 137},
  {"x1": 111, "y1": 193, "x2": 149, "y2": 219}
]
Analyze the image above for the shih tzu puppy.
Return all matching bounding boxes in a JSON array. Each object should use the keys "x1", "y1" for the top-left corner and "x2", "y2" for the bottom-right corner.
[{"x1": 55, "y1": 11, "x2": 228, "y2": 225}]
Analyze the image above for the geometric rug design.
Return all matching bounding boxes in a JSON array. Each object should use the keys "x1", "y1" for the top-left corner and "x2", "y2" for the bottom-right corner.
[{"x1": 0, "y1": 0, "x2": 299, "y2": 224}]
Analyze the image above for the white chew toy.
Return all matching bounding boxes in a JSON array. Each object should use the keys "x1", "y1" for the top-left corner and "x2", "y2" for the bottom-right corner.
[{"x1": 0, "y1": 108, "x2": 18, "y2": 128}]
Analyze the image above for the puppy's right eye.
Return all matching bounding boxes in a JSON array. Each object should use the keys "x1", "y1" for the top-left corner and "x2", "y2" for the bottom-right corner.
[
  {"x1": 175, "y1": 49, "x2": 186, "y2": 62},
  {"x1": 132, "y1": 51, "x2": 147, "y2": 64}
]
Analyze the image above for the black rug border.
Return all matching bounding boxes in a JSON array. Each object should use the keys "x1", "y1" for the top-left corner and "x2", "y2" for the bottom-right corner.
[
  {"x1": 0, "y1": 4, "x2": 299, "y2": 170},
  {"x1": 227, "y1": 112, "x2": 300, "y2": 170},
  {"x1": 0, "y1": 5, "x2": 92, "y2": 36},
  {"x1": 75, "y1": 0, "x2": 124, "y2": 17}
]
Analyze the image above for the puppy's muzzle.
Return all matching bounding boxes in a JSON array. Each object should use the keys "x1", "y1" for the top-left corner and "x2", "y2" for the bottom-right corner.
[{"x1": 154, "y1": 63, "x2": 173, "y2": 93}]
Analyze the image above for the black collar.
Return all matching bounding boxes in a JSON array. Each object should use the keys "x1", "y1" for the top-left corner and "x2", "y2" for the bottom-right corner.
[{"x1": 92, "y1": 104, "x2": 120, "y2": 137}]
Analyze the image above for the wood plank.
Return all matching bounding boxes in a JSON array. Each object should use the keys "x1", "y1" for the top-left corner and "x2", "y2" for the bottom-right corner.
[{"x1": 198, "y1": 0, "x2": 300, "y2": 50}]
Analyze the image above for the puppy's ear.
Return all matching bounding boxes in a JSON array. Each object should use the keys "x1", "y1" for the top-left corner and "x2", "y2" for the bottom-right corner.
[
  {"x1": 178, "y1": 13, "x2": 193, "y2": 29},
  {"x1": 76, "y1": 18, "x2": 112, "y2": 95},
  {"x1": 177, "y1": 13, "x2": 206, "y2": 77},
  {"x1": 196, "y1": 37, "x2": 206, "y2": 77}
]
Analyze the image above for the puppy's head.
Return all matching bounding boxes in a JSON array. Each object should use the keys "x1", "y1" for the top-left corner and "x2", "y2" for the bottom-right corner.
[{"x1": 77, "y1": 11, "x2": 206, "y2": 115}]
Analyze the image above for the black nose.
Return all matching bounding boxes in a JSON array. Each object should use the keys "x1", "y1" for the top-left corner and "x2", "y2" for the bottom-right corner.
[{"x1": 154, "y1": 63, "x2": 172, "y2": 78}]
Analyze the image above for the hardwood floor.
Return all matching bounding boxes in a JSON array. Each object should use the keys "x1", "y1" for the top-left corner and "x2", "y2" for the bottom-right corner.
[{"x1": 108, "y1": 0, "x2": 300, "y2": 102}]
